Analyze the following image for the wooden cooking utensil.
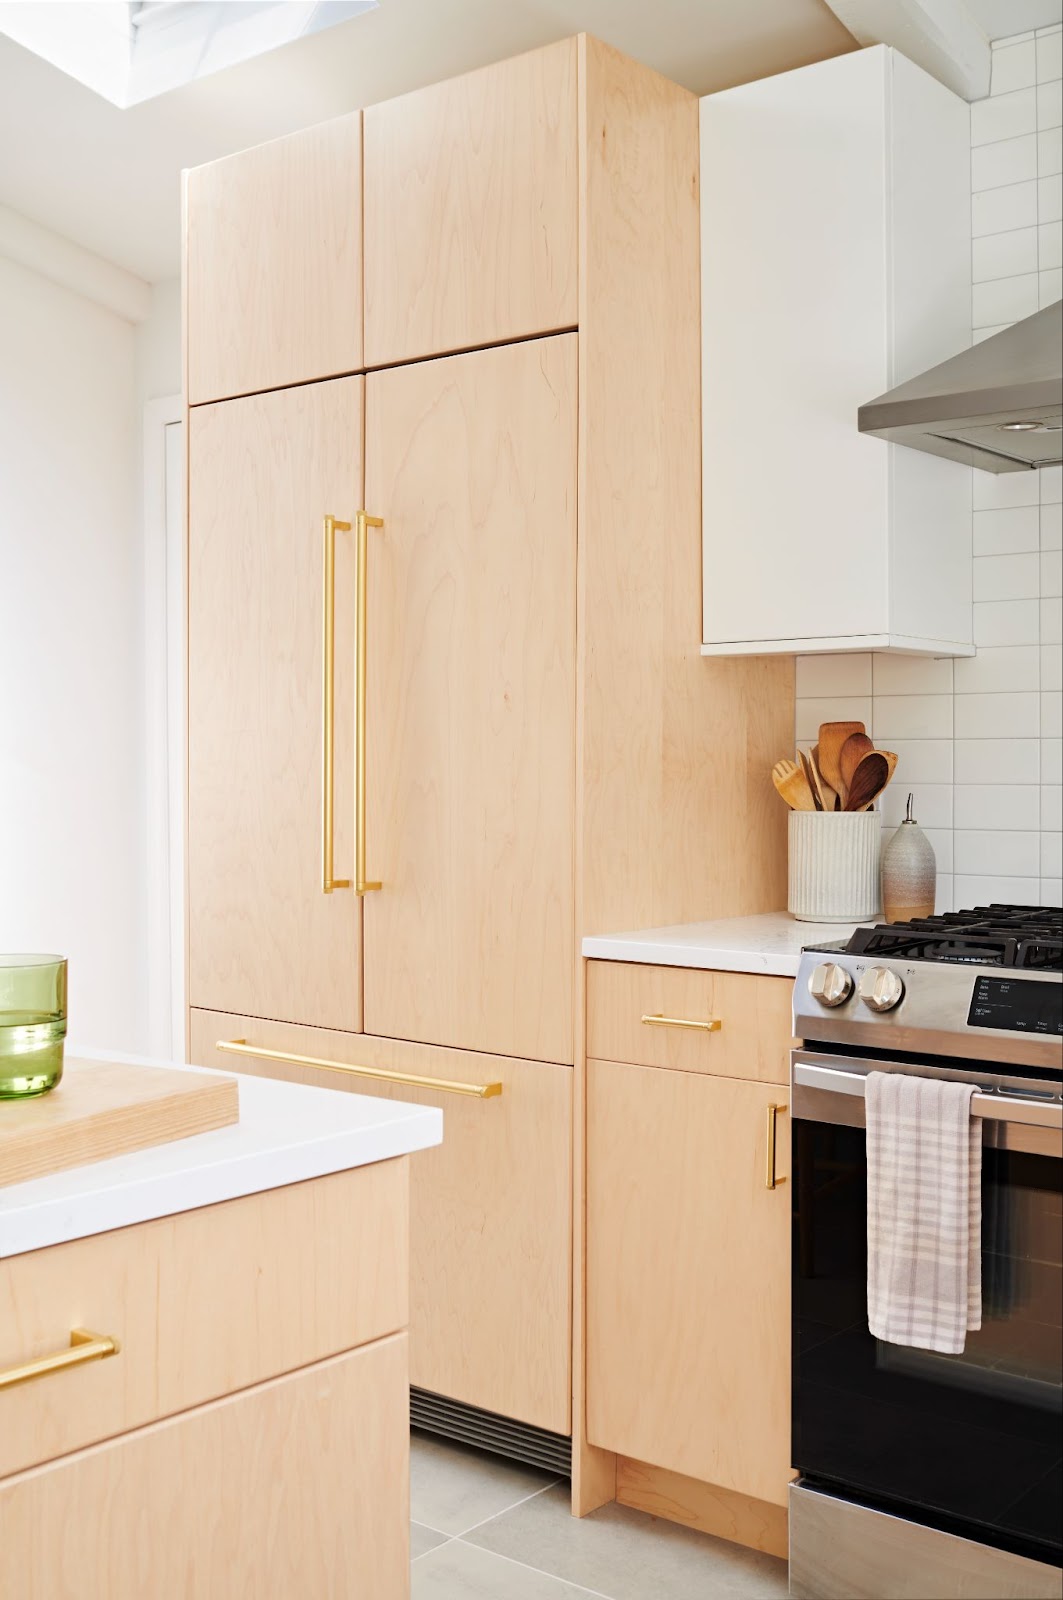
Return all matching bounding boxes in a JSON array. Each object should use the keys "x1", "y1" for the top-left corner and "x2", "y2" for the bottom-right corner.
[
  {"x1": 839, "y1": 731, "x2": 875, "y2": 793},
  {"x1": 772, "y1": 758, "x2": 816, "y2": 811},
  {"x1": 845, "y1": 750, "x2": 892, "y2": 811},
  {"x1": 798, "y1": 750, "x2": 823, "y2": 811},
  {"x1": 810, "y1": 744, "x2": 839, "y2": 812},
  {"x1": 817, "y1": 721, "x2": 866, "y2": 797}
]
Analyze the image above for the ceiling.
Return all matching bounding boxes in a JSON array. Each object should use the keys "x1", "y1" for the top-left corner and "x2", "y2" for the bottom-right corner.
[{"x1": 0, "y1": 0, "x2": 856, "y2": 283}]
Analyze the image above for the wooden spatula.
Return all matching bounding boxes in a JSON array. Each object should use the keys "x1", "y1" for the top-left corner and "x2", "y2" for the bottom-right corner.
[
  {"x1": 810, "y1": 744, "x2": 839, "y2": 812},
  {"x1": 772, "y1": 758, "x2": 816, "y2": 811},
  {"x1": 839, "y1": 731, "x2": 875, "y2": 794},
  {"x1": 845, "y1": 750, "x2": 896, "y2": 811},
  {"x1": 818, "y1": 721, "x2": 866, "y2": 798}
]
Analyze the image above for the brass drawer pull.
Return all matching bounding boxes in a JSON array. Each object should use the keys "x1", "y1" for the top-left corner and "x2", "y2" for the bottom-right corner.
[
  {"x1": 0, "y1": 1329, "x2": 119, "y2": 1393},
  {"x1": 321, "y1": 514, "x2": 352, "y2": 894},
  {"x1": 355, "y1": 510, "x2": 384, "y2": 896},
  {"x1": 641, "y1": 1013, "x2": 722, "y2": 1033},
  {"x1": 766, "y1": 1103, "x2": 787, "y2": 1190},
  {"x1": 216, "y1": 1039, "x2": 502, "y2": 1100}
]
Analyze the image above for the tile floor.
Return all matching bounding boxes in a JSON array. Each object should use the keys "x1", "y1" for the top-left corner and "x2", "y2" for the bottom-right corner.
[{"x1": 410, "y1": 1432, "x2": 790, "y2": 1599}]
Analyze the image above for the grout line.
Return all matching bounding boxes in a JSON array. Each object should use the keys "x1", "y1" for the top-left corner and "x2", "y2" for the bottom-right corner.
[
  {"x1": 450, "y1": 1539, "x2": 618, "y2": 1600},
  {"x1": 454, "y1": 1478, "x2": 563, "y2": 1541},
  {"x1": 412, "y1": 1518, "x2": 453, "y2": 1539},
  {"x1": 412, "y1": 1530, "x2": 457, "y2": 1564}
]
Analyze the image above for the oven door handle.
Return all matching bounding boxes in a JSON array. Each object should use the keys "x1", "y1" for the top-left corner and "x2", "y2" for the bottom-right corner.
[{"x1": 792, "y1": 1061, "x2": 1062, "y2": 1157}]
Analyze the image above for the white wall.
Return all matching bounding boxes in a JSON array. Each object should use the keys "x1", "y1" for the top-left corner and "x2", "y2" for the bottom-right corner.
[
  {"x1": 795, "y1": 22, "x2": 1063, "y2": 911},
  {"x1": 0, "y1": 253, "x2": 145, "y2": 1049}
]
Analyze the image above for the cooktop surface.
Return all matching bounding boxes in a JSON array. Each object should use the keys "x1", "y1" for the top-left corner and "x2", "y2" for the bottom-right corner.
[{"x1": 812, "y1": 904, "x2": 1062, "y2": 973}]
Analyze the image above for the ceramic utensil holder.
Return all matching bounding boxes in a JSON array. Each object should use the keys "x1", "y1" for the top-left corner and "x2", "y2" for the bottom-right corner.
[{"x1": 788, "y1": 811, "x2": 881, "y2": 923}]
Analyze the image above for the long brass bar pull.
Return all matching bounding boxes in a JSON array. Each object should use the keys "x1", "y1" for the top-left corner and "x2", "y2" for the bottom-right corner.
[
  {"x1": 641, "y1": 1014, "x2": 722, "y2": 1033},
  {"x1": 216, "y1": 1039, "x2": 502, "y2": 1099},
  {"x1": 766, "y1": 1103, "x2": 787, "y2": 1190},
  {"x1": 355, "y1": 510, "x2": 384, "y2": 895},
  {"x1": 322, "y1": 515, "x2": 352, "y2": 894},
  {"x1": 0, "y1": 1329, "x2": 119, "y2": 1393}
]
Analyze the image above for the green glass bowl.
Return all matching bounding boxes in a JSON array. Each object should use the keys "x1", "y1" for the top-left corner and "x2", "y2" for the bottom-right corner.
[{"x1": 0, "y1": 955, "x2": 68, "y2": 1098}]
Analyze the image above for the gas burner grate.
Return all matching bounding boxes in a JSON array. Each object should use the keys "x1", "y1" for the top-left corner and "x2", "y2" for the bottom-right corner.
[{"x1": 846, "y1": 904, "x2": 1063, "y2": 971}]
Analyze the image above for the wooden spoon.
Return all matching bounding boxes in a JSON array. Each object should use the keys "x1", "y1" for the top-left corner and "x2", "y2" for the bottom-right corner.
[
  {"x1": 845, "y1": 750, "x2": 895, "y2": 812},
  {"x1": 772, "y1": 758, "x2": 816, "y2": 811},
  {"x1": 818, "y1": 721, "x2": 866, "y2": 799},
  {"x1": 813, "y1": 739, "x2": 838, "y2": 806},
  {"x1": 839, "y1": 731, "x2": 875, "y2": 794},
  {"x1": 798, "y1": 750, "x2": 824, "y2": 811}
]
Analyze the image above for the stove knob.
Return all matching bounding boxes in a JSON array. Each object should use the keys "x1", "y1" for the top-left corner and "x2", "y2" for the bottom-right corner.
[
  {"x1": 858, "y1": 966, "x2": 905, "y2": 1013},
  {"x1": 809, "y1": 962, "x2": 854, "y2": 1008}
]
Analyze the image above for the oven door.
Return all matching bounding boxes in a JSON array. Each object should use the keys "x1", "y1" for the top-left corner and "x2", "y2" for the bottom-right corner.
[{"x1": 791, "y1": 1052, "x2": 1063, "y2": 1568}]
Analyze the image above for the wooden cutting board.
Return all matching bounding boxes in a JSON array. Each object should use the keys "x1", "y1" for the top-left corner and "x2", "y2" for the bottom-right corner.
[{"x1": 0, "y1": 1058, "x2": 239, "y2": 1189}]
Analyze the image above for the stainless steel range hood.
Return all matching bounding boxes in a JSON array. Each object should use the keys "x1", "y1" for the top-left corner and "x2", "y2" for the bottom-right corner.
[{"x1": 858, "y1": 301, "x2": 1062, "y2": 473}]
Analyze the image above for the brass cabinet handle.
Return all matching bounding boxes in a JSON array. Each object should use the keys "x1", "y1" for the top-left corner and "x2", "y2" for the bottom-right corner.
[
  {"x1": 355, "y1": 511, "x2": 384, "y2": 895},
  {"x1": 216, "y1": 1039, "x2": 502, "y2": 1100},
  {"x1": 322, "y1": 515, "x2": 352, "y2": 894},
  {"x1": 0, "y1": 1329, "x2": 119, "y2": 1393},
  {"x1": 641, "y1": 1013, "x2": 722, "y2": 1033},
  {"x1": 766, "y1": 1103, "x2": 787, "y2": 1190}
]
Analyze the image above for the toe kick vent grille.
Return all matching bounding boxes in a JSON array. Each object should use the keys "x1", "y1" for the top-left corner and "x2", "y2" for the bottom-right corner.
[{"x1": 410, "y1": 1387, "x2": 572, "y2": 1477}]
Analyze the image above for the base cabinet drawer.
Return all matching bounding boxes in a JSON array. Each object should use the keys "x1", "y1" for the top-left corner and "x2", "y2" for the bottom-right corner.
[
  {"x1": 587, "y1": 960, "x2": 791, "y2": 1082},
  {"x1": 190, "y1": 1010, "x2": 573, "y2": 1434},
  {"x1": 0, "y1": 1162, "x2": 407, "y2": 1478},
  {"x1": 0, "y1": 1335, "x2": 409, "y2": 1600},
  {"x1": 587, "y1": 1058, "x2": 791, "y2": 1505}
]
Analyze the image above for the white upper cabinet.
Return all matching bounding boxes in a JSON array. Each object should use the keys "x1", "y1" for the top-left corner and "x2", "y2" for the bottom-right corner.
[{"x1": 700, "y1": 47, "x2": 973, "y2": 657}]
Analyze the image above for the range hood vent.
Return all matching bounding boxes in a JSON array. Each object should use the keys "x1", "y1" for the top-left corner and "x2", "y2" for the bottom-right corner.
[{"x1": 858, "y1": 301, "x2": 1062, "y2": 473}]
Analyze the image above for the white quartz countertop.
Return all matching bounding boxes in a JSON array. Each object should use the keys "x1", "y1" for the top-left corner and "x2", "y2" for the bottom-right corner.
[
  {"x1": 583, "y1": 911, "x2": 865, "y2": 978},
  {"x1": 0, "y1": 1049, "x2": 442, "y2": 1260}
]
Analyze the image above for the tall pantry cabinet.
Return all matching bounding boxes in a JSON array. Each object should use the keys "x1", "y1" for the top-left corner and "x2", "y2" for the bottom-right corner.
[{"x1": 183, "y1": 34, "x2": 793, "y2": 1500}]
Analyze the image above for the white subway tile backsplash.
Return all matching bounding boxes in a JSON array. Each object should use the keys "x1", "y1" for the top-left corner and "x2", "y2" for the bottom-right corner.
[
  {"x1": 972, "y1": 134, "x2": 1038, "y2": 190},
  {"x1": 795, "y1": 653, "x2": 872, "y2": 696},
  {"x1": 1038, "y1": 28, "x2": 1063, "y2": 83},
  {"x1": 955, "y1": 829, "x2": 1040, "y2": 876},
  {"x1": 973, "y1": 470, "x2": 1039, "y2": 510},
  {"x1": 889, "y1": 740, "x2": 955, "y2": 785},
  {"x1": 1042, "y1": 785, "x2": 1063, "y2": 830},
  {"x1": 1043, "y1": 466, "x2": 1063, "y2": 505},
  {"x1": 974, "y1": 598, "x2": 1040, "y2": 646},
  {"x1": 955, "y1": 784, "x2": 1040, "y2": 829},
  {"x1": 1043, "y1": 504, "x2": 1063, "y2": 551},
  {"x1": 972, "y1": 180, "x2": 1038, "y2": 236},
  {"x1": 972, "y1": 272, "x2": 1039, "y2": 327},
  {"x1": 972, "y1": 226, "x2": 1038, "y2": 280},
  {"x1": 1040, "y1": 267, "x2": 1063, "y2": 305},
  {"x1": 997, "y1": 32, "x2": 1034, "y2": 45},
  {"x1": 1043, "y1": 550, "x2": 1063, "y2": 598},
  {"x1": 972, "y1": 505, "x2": 1040, "y2": 554},
  {"x1": 1040, "y1": 173, "x2": 1063, "y2": 222},
  {"x1": 936, "y1": 876, "x2": 957, "y2": 914},
  {"x1": 880, "y1": 782, "x2": 954, "y2": 829},
  {"x1": 1043, "y1": 597, "x2": 1063, "y2": 644},
  {"x1": 1038, "y1": 126, "x2": 1063, "y2": 176},
  {"x1": 795, "y1": 697, "x2": 873, "y2": 742},
  {"x1": 1040, "y1": 220, "x2": 1063, "y2": 269},
  {"x1": 1041, "y1": 877, "x2": 1063, "y2": 904},
  {"x1": 973, "y1": 552, "x2": 1041, "y2": 601},
  {"x1": 871, "y1": 695, "x2": 952, "y2": 741},
  {"x1": 972, "y1": 87, "x2": 1037, "y2": 146},
  {"x1": 1038, "y1": 78, "x2": 1063, "y2": 130},
  {"x1": 1042, "y1": 643, "x2": 1063, "y2": 691},
  {"x1": 973, "y1": 324, "x2": 1009, "y2": 342},
  {"x1": 954, "y1": 645, "x2": 1039, "y2": 693},
  {"x1": 955, "y1": 874, "x2": 1041, "y2": 904},
  {"x1": 1043, "y1": 830, "x2": 1063, "y2": 877},
  {"x1": 954, "y1": 691, "x2": 1040, "y2": 738},
  {"x1": 955, "y1": 739, "x2": 1040, "y2": 783},
  {"x1": 1044, "y1": 738, "x2": 1063, "y2": 782},
  {"x1": 1043, "y1": 691, "x2": 1062, "y2": 736},
  {"x1": 871, "y1": 654, "x2": 953, "y2": 695},
  {"x1": 992, "y1": 40, "x2": 1037, "y2": 94}
]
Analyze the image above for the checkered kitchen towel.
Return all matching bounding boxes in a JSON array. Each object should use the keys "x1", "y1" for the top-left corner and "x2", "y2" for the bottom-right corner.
[{"x1": 866, "y1": 1070, "x2": 982, "y2": 1356}]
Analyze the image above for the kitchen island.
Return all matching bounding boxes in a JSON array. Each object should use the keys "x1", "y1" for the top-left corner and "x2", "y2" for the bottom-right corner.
[{"x1": 0, "y1": 1052, "x2": 441, "y2": 1600}]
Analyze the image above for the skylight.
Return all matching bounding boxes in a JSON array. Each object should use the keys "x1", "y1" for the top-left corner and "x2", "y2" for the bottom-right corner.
[{"x1": 0, "y1": 0, "x2": 378, "y2": 107}]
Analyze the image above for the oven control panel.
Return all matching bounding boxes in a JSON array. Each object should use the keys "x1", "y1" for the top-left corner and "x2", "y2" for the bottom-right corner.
[{"x1": 967, "y1": 976, "x2": 1063, "y2": 1036}]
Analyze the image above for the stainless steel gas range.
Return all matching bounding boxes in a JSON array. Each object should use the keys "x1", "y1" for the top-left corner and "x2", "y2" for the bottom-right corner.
[{"x1": 788, "y1": 905, "x2": 1063, "y2": 1600}]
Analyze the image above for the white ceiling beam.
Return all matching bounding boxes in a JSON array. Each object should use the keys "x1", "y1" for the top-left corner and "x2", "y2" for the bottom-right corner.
[
  {"x1": 0, "y1": 204, "x2": 151, "y2": 323},
  {"x1": 824, "y1": 0, "x2": 991, "y2": 99}
]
